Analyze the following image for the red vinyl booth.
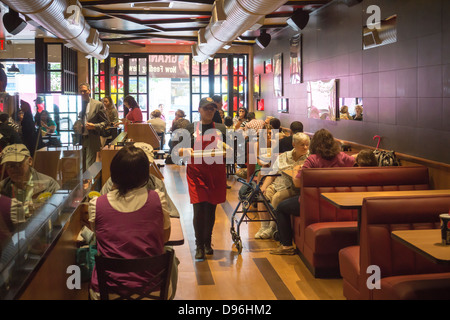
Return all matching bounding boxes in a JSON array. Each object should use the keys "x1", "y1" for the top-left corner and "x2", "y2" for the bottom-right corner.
[
  {"x1": 293, "y1": 166, "x2": 430, "y2": 278},
  {"x1": 339, "y1": 195, "x2": 450, "y2": 300}
]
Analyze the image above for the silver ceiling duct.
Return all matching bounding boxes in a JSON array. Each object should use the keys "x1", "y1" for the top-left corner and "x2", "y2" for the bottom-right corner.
[
  {"x1": 193, "y1": 0, "x2": 288, "y2": 62},
  {"x1": 2, "y1": 0, "x2": 109, "y2": 60}
]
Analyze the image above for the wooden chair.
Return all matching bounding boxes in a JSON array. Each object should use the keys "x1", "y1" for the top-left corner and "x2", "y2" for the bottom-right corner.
[{"x1": 94, "y1": 248, "x2": 174, "y2": 300}]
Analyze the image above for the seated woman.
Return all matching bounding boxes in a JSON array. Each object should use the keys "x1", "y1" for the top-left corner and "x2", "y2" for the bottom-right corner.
[
  {"x1": 88, "y1": 145, "x2": 172, "y2": 299},
  {"x1": 39, "y1": 110, "x2": 61, "y2": 147},
  {"x1": 271, "y1": 129, "x2": 356, "y2": 255},
  {"x1": 147, "y1": 109, "x2": 167, "y2": 149},
  {"x1": 122, "y1": 95, "x2": 143, "y2": 132},
  {"x1": 253, "y1": 124, "x2": 274, "y2": 239},
  {"x1": 233, "y1": 107, "x2": 248, "y2": 130},
  {"x1": 261, "y1": 132, "x2": 310, "y2": 211}
]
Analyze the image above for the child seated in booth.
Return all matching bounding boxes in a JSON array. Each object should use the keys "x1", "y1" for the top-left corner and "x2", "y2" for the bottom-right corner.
[{"x1": 355, "y1": 149, "x2": 377, "y2": 167}]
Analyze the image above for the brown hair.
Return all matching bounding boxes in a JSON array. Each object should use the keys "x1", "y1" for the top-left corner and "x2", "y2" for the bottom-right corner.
[
  {"x1": 309, "y1": 129, "x2": 340, "y2": 160},
  {"x1": 356, "y1": 149, "x2": 377, "y2": 167},
  {"x1": 123, "y1": 95, "x2": 139, "y2": 109},
  {"x1": 110, "y1": 146, "x2": 149, "y2": 197}
]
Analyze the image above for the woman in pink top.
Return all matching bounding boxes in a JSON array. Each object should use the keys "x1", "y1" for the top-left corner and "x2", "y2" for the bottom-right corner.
[
  {"x1": 292, "y1": 128, "x2": 355, "y2": 187},
  {"x1": 123, "y1": 95, "x2": 143, "y2": 132}
]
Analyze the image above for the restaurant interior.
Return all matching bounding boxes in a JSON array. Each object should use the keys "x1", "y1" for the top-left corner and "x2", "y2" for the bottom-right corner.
[{"x1": 0, "y1": 0, "x2": 450, "y2": 302}]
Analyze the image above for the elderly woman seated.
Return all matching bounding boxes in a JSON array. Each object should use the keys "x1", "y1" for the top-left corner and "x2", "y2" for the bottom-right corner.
[{"x1": 255, "y1": 132, "x2": 310, "y2": 239}]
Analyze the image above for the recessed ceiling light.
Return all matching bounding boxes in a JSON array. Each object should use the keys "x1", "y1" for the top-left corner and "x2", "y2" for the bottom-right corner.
[{"x1": 131, "y1": 2, "x2": 173, "y2": 9}]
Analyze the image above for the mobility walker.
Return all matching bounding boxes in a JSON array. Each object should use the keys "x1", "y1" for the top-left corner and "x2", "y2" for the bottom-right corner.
[{"x1": 230, "y1": 169, "x2": 279, "y2": 254}]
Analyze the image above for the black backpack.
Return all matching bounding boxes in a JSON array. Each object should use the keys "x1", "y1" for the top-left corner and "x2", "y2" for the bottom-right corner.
[{"x1": 373, "y1": 150, "x2": 401, "y2": 166}]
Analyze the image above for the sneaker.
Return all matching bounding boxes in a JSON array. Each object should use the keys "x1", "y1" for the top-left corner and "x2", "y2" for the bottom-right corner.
[
  {"x1": 254, "y1": 227, "x2": 266, "y2": 239},
  {"x1": 195, "y1": 247, "x2": 205, "y2": 260},
  {"x1": 270, "y1": 245, "x2": 295, "y2": 255},
  {"x1": 205, "y1": 244, "x2": 214, "y2": 255},
  {"x1": 259, "y1": 227, "x2": 274, "y2": 239}
]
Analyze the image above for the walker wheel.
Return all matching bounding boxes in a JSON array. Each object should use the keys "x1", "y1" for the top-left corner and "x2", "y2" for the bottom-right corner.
[{"x1": 234, "y1": 239, "x2": 243, "y2": 254}]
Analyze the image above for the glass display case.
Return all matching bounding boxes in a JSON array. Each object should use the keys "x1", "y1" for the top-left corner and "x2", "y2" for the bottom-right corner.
[{"x1": 0, "y1": 163, "x2": 101, "y2": 300}]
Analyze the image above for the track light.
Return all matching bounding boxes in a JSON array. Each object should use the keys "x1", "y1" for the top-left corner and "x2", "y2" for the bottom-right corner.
[
  {"x1": 2, "y1": 9, "x2": 27, "y2": 35},
  {"x1": 255, "y1": 29, "x2": 271, "y2": 49},
  {"x1": 7, "y1": 63, "x2": 20, "y2": 74},
  {"x1": 286, "y1": 9, "x2": 309, "y2": 31}
]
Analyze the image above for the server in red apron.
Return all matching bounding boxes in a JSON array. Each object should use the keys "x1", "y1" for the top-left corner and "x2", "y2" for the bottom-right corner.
[{"x1": 181, "y1": 97, "x2": 227, "y2": 260}]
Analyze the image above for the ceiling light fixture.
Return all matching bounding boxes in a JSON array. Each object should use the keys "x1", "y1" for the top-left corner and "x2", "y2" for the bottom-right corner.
[
  {"x1": 255, "y1": 29, "x2": 271, "y2": 49},
  {"x1": 2, "y1": 8, "x2": 27, "y2": 35},
  {"x1": 286, "y1": 9, "x2": 310, "y2": 31},
  {"x1": 7, "y1": 63, "x2": 20, "y2": 73}
]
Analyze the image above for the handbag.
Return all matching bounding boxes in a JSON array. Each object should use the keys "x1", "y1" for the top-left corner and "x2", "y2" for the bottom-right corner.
[
  {"x1": 100, "y1": 126, "x2": 112, "y2": 137},
  {"x1": 76, "y1": 244, "x2": 97, "y2": 282}
]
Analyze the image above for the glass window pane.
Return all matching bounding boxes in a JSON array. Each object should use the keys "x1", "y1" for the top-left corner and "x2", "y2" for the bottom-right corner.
[
  {"x1": 214, "y1": 58, "x2": 221, "y2": 75},
  {"x1": 139, "y1": 58, "x2": 147, "y2": 74},
  {"x1": 110, "y1": 57, "x2": 117, "y2": 74},
  {"x1": 201, "y1": 77, "x2": 209, "y2": 94},
  {"x1": 192, "y1": 60, "x2": 200, "y2": 75},
  {"x1": 201, "y1": 62, "x2": 209, "y2": 75},
  {"x1": 49, "y1": 72, "x2": 61, "y2": 91},
  {"x1": 94, "y1": 76, "x2": 99, "y2": 93},
  {"x1": 118, "y1": 58, "x2": 124, "y2": 75},
  {"x1": 222, "y1": 58, "x2": 228, "y2": 75},
  {"x1": 139, "y1": 76, "x2": 147, "y2": 93},
  {"x1": 111, "y1": 76, "x2": 117, "y2": 93},
  {"x1": 222, "y1": 75, "x2": 227, "y2": 93},
  {"x1": 117, "y1": 94, "x2": 124, "y2": 109},
  {"x1": 139, "y1": 94, "x2": 147, "y2": 111},
  {"x1": 47, "y1": 44, "x2": 61, "y2": 70},
  {"x1": 192, "y1": 76, "x2": 200, "y2": 93},
  {"x1": 100, "y1": 75, "x2": 106, "y2": 93},
  {"x1": 129, "y1": 76, "x2": 137, "y2": 93},
  {"x1": 118, "y1": 76, "x2": 124, "y2": 93},
  {"x1": 214, "y1": 76, "x2": 221, "y2": 93},
  {"x1": 192, "y1": 111, "x2": 200, "y2": 122},
  {"x1": 129, "y1": 58, "x2": 137, "y2": 75},
  {"x1": 192, "y1": 95, "x2": 200, "y2": 110},
  {"x1": 93, "y1": 58, "x2": 99, "y2": 74},
  {"x1": 222, "y1": 94, "x2": 229, "y2": 112}
]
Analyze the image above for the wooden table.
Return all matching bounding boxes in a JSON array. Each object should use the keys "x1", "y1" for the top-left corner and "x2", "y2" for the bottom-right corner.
[
  {"x1": 167, "y1": 217, "x2": 184, "y2": 246},
  {"x1": 321, "y1": 189, "x2": 450, "y2": 210},
  {"x1": 392, "y1": 229, "x2": 450, "y2": 265},
  {"x1": 321, "y1": 189, "x2": 450, "y2": 242}
]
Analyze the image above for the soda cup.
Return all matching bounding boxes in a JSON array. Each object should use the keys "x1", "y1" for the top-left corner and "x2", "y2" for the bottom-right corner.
[{"x1": 439, "y1": 213, "x2": 450, "y2": 245}]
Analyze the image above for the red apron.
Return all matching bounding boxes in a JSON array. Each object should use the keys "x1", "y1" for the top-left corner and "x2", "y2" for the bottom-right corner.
[{"x1": 186, "y1": 122, "x2": 226, "y2": 205}]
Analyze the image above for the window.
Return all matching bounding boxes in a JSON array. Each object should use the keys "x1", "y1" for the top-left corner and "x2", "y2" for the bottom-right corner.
[{"x1": 109, "y1": 57, "x2": 124, "y2": 118}]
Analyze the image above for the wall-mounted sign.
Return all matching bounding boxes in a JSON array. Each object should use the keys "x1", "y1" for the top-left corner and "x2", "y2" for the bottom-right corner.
[{"x1": 0, "y1": 39, "x2": 6, "y2": 51}]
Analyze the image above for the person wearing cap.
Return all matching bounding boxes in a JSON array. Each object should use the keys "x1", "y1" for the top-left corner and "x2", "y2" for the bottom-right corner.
[
  {"x1": 33, "y1": 96, "x2": 45, "y2": 127},
  {"x1": 0, "y1": 144, "x2": 60, "y2": 217},
  {"x1": 179, "y1": 97, "x2": 227, "y2": 260},
  {"x1": 79, "y1": 83, "x2": 108, "y2": 171}
]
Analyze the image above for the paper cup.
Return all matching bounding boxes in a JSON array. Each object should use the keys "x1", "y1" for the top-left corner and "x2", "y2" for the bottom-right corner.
[{"x1": 439, "y1": 213, "x2": 450, "y2": 245}]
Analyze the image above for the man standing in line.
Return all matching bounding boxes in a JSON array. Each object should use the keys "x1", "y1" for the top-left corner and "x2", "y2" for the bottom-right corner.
[{"x1": 78, "y1": 83, "x2": 108, "y2": 171}]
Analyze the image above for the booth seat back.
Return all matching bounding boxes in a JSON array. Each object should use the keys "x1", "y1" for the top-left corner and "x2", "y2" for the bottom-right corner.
[
  {"x1": 293, "y1": 166, "x2": 429, "y2": 277},
  {"x1": 361, "y1": 195, "x2": 450, "y2": 277},
  {"x1": 358, "y1": 195, "x2": 450, "y2": 299}
]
